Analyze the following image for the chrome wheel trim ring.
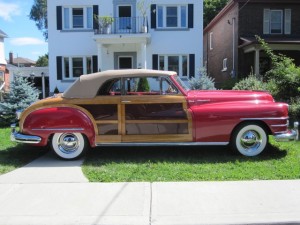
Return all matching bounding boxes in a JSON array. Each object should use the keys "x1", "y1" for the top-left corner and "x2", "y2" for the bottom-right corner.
[{"x1": 57, "y1": 133, "x2": 80, "y2": 154}]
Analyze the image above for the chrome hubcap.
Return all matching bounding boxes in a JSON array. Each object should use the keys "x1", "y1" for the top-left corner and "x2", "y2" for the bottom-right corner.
[
  {"x1": 58, "y1": 133, "x2": 79, "y2": 154},
  {"x1": 240, "y1": 130, "x2": 262, "y2": 152}
]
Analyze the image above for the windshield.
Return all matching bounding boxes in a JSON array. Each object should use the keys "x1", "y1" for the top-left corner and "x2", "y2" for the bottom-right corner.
[{"x1": 174, "y1": 75, "x2": 190, "y2": 92}]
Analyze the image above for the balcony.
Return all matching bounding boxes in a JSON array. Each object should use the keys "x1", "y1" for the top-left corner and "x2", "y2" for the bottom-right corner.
[{"x1": 94, "y1": 16, "x2": 149, "y2": 35}]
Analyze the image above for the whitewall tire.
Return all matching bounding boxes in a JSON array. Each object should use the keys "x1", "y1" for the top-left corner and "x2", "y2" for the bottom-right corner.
[
  {"x1": 51, "y1": 133, "x2": 87, "y2": 160},
  {"x1": 231, "y1": 124, "x2": 268, "y2": 157}
]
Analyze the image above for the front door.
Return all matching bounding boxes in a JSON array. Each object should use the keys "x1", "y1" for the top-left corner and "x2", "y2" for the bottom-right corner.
[
  {"x1": 120, "y1": 76, "x2": 193, "y2": 143},
  {"x1": 119, "y1": 56, "x2": 133, "y2": 69}
]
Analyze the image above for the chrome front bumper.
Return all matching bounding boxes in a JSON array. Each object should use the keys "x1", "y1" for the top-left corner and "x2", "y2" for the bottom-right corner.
[
  {"x1": 274, "y1": 122, "x2": 298, "y2": 141},
  {"x1": 10, "y1": 124, "x2": 42, "y2": 144},
  {"x1": 274, "y1": 130, "x2": 297, "y2": 142}
]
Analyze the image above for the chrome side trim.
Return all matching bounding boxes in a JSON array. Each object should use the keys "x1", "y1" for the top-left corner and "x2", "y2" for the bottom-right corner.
[
  {"x1": 271, "y1": 123, "x2": 289, "y2": 127},
  {"x1": 31, "y1": 128, "x2": 84, "y2": 131},
  {"x1": 241, "y1": 117, "x2": 288, "y2": 121},
  {"x1": 96, "y1": 142, "x2": 229, "y2": 147}
]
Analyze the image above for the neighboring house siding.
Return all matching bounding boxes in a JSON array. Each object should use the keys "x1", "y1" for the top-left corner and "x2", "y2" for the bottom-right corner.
[
  {"x1": 48, "y1": 0, "x2": 203, "y2": 93},
  {"x1": 204, "y1": 3, "x2": 238, "y2": 87}
]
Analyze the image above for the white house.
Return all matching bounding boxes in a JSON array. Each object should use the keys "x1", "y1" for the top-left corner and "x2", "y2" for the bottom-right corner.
[{"x1": 48, "y1": 0, "x2": 203, "y2": 93}]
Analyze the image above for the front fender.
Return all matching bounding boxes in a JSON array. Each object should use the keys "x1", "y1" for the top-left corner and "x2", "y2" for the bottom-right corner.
[
  {"x1": 21, "y1": 106, "x2": 96, "y2": 147},
  {"x1": 191, "y1": 101, "x2": 289, "y2": 142}
]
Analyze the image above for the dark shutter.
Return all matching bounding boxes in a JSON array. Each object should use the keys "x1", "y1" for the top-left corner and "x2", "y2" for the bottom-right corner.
[
  {"x1": 152, "y1": 54, "x2": 158, "y2": 70},
  {"x1": 151, "y1": 4, "x2": 156, "y2": 29},
  {"x1": 93, "y1": 5, "x2": 99, "y2": 30},
  {"x1": 189, "y1": 54, "x2": 195, "y2": 78},
  {"x1": 92, "y1": 55, "x2": 98, "y2": 73},
  {"x1": 56, "y1": 6, "x2": 62, "y2": 30},
  {"x1": 188, "y1": 4, "x2": 194, "y2": 29},
  {"x1": 56, "y1": 56, "x2": 62, "y2": 80}
]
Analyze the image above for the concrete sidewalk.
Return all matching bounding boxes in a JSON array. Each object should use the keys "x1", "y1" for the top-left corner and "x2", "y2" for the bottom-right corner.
[{"x1": 1, "y1": 154, "x2": 300, "y2": 225}]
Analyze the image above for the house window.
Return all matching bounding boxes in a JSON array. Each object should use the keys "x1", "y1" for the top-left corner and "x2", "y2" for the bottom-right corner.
[
  {"x1": 209, "y1": 32, "x2": 213, "y2": 50},
  {"x1": 158, "y1": 55, "x2": 189, "y2": 77},
  {"x1": 157, "y1": 5, "x2": 188, "y2": 28},
  {"x1": 270, "y1": 10, "x2": 283, "y2": 34},
  {"x1": 222, "y1": 58, "x2": 227, "y2": 72},
  {"x1": 0, "y1": 71, "x2": 4, "y2": 86},
  {"x1": 63, "y1": 6, "x2": 93, "y2": 30},
  {"x1": 63, "y1": 56, "x2": 93, "y2": 79},
  {"x1": 264, "y1": 9, "x2": 291, "y2": 35}
]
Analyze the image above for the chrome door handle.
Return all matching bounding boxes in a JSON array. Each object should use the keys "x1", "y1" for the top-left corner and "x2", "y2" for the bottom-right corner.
[{"x1": 122, "y1": 101, "x2": 131, "y2": 103}]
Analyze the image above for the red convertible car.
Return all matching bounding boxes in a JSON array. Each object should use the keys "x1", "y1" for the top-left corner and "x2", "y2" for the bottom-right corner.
[{"x1": 11, "y1": 69, "x2": 296, "y2": 159}]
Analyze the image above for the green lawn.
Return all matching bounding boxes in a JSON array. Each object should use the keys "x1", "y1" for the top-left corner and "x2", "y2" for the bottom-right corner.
[
  {"x1": 82, "y1": 139, "x2": 300, "y2": 182},
  {"x1": 1, "y1": 127, "x2": 299, "y2": 182},
  {"x1": 0, "y1": 127, "x2": 47, "y2": 175}
]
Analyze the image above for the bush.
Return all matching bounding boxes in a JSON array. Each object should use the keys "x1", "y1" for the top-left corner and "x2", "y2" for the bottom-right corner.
[
  {"x1": 289, "y1": 97, "x2": 300, "y2": 121},
  {"x1": 189, "y1": 68, "x2": 216, "y2": 90},
  {"x1": 233, "y1": 74, "x2": 267, "y2": 91},
  {"x1": 257, "y1": 36, "x2": 300, "y2": 101}
]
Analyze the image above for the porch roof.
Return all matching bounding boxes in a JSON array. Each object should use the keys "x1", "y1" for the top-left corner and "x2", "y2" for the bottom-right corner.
[{"x1": 239, "y1": 36, "x2": 300, "y2": 48}]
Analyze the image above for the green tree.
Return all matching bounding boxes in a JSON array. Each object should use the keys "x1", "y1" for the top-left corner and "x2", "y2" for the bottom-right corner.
[
  {"x1": 137, "y1": 77, "x2": 150, "y2": 92},
  {"x1": 29, "y1": 0, "x2": 48, "y2": 40},
  {"x1": 0, "y1": 76, "x2": 40, "y2": 126},
  {"x1": 204, "y1": 0, "x2": 229, "y2": 27},
  {"x1": 36, "y1": 54, "x2": 48, "y2": 67},
  {"x1": 189, "y1": 68, "x2": 216, "y2": 90}
]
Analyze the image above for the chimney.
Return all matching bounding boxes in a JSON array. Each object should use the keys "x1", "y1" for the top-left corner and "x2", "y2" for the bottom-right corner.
[{"x1": 9, "y1": 52, "x2": 13, "y2": 64}]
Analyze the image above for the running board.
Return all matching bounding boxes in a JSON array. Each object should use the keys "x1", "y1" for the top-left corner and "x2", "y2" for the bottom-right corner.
[{"x1": 96, "y1": 142, "x2": 229, "y2": 147}]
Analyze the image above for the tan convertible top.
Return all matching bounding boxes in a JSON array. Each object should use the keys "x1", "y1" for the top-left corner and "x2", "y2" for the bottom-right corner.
[{"x1": 63, "y1": 69, "x2": 176, "y2": 98}]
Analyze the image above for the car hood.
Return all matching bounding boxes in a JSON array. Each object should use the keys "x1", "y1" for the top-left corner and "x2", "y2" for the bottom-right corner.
[{"x1": 186, "y1": 90, "x2": 274, "y2": 105}]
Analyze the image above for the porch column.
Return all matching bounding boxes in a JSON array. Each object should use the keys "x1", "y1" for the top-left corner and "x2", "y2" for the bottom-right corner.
[
  {"x1": 254, "y1": 49, "x2": 260, "y2": 75},
  {"x1": 141, "y1": 42, "x2": 147, "y2": 69},
  {"x1": 97, "y1": 43, "x2": 103, "y2": 72}
]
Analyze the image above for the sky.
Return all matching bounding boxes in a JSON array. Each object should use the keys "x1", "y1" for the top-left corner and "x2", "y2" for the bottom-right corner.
[{"x1": 0, "y1": 0, "x2": 48, "y2": 61}]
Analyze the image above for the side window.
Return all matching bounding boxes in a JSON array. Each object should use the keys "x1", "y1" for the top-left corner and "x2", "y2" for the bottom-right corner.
[
  {"x1": 162, "y1": 78, "x2": 179, "y2": 95},
  {"x1": 124, "y1": 76, "x2": 179, "y2": 95},
  {"x1": 125, "y1": 77, "x2": 159, "y2": 95},
  {"x1": 97, "y1": 78, "x2": 121, "y2": 95}
]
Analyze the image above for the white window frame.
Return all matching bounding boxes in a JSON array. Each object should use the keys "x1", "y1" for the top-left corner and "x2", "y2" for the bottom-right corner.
[
  {"x1": 158, "y1": 55, "x2": 189, "y2": 77},
  {"x1": 62, "y1": 6, "x2": 93, "y2": 30},
  {"x1": 157, "y1": 5, "x2": 188, "y2": 29},
  {"x1": 63, "y1": 56, "x2": 93, "y2": 80},
  {"x1": 222, "y1": 58, "x2": 227, "y2": 72},
  {"x1": 209, "y1": 32, "x2": 213, "y2": 50}
]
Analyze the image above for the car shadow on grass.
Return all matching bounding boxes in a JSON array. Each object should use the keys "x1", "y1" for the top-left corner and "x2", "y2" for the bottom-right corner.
[
  {"x1": 0, "y1": 144, "x2": 48, "y2": 175},
  {"x1": 84, "y1": 144, "x2": 287, "y2": 165}
]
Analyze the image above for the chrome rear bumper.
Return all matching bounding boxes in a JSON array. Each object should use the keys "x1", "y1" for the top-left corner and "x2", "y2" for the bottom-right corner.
[{"x1": 10, "y1": 124, "x2": 42, "y2": 144}]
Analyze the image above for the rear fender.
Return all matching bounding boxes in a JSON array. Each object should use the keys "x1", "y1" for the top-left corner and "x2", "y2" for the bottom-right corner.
[{"x1": 22, "y1": 106, "x2": 97, "y2": 147}]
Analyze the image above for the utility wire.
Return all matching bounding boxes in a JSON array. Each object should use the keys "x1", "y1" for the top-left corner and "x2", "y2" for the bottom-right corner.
[{"x1": 239, "y1": 0, "x2": 252, "y2": 11}]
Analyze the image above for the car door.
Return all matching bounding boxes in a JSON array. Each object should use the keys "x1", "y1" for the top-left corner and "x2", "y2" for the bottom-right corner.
[{"x1": 120, "y1": 76, "x2": 193, "y2": 143}]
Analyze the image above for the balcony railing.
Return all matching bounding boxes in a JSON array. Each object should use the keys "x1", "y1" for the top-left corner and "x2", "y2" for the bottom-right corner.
[{"x1": 94, "y1": 17, "x2": 149, "y2": 35}]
